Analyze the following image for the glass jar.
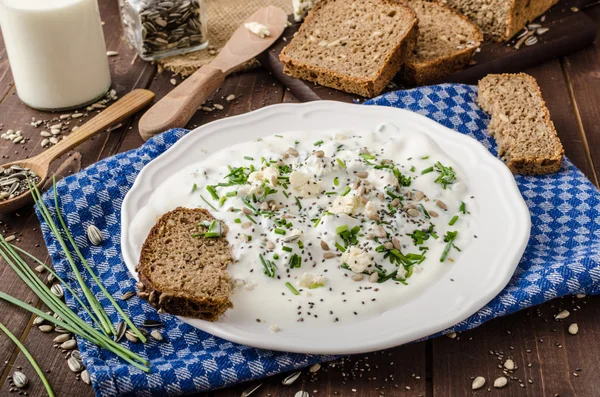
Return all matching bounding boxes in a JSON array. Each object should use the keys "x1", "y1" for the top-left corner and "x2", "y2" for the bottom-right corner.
[{"x1": 118, "y1": 0, "x2": 208, "y2": 61}]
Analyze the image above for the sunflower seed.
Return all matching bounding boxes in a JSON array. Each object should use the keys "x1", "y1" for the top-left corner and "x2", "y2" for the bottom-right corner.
[
  {"x1": 435, "y1": 200, "x2": 447, "y2": 210},
  {"x1": 150, "y1": 330, "x2": 164, "y2": 341},
  {"x1": 121, "y1": 291, "x2": 136, "y2": 301},
  {"x1": 369, "y1": 272, "x2": 379, "y2": 283},
  {"x1": 51, "y1": 284, "x2": 64, "y2": 298},
  {"x1": 525, "y1": 35, "x2": 538, "y2": 46},
  {"x1": 125, "y1": 331, "x2": 139, "y2": 343},
  {"x1": 536, "y1": 27, "x2": 549, "y2": 35},
  {"x1": 555, "y1": 309, "x2": 570, "y2": 320},
  {"x1": 81, "y1": 369, "x2": 91, "y2": 385},
  {"x1": 143, "y1": 319, "x2": 162, "y2": 328},
  {"x1": 282, "y1": 371, "x2": 302, "y2": 386},
  {"x1": 309, "y1": 363, "x2": 321, "y2": 373},
  {"x1": 114, "y1": 321, "x2": 127, "y2": 343},
  {"x1": 568, "y1": 323, "x2": 579, "y2": 335},
  {"x1": 67, "y1": 357, "x2": 84, "y2": 372},
  {"x1": 70, "y1": 350, "x2": 82, "y2": 362},
  {"x1": 47, "y1": 273, "x2": 56, "y2": 283},
  {"x1": 494, "y1": 376, "x2": 508, "y2": 388},
  {"x1": 12, "y1": 371, "x2": 28, "y2": 388},
  {"x1": 226, "y1": 94, "x2": 236, "y2": 102},
  {"x1": 407, "y1": 209, "x2": 420, "y2": 217},
  {"x1": 527, "y1": 23, "x2": 542, "y2": 29},
  {"x1": 472, "y1": 376, "x2": 485, "y2": 390},
  {"x1": 87, "y1": 225, "x2": 103, "y2": 246},
  {"x1": 504, "y1": 359, "x2": 515, "y2": 370},
  {"x1": 351, "y1": 274, "x2": 364, "y2": 281},
  {"x1": 55, "y1": 326, "x2": 70, "y2": 333},
  {"x1": 294, "y1": 391, "x2": 310, "y2": 397},
  {"x1": 39, "y1": 325, "x2": 53, "y2": 333},
  {"x1": 106, "y1": 50, "x2": 119, "y2": 56},
  {"x1": 54, "y1": 333, "x2": 72, "y2": 343},
  {"x1": 61, "y1": 340, "x2": 78, "y2": 350},
  {"x1": 242, "y1": 383, "x2": 263, "y2": 397}
]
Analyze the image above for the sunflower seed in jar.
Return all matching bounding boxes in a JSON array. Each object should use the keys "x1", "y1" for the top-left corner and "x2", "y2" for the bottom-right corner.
[
  {"x1": 67, "y1": 357, "x2": 84, "y2": 373},
  {"x1": 51, "y1": 284, "x2": 64, "y2": 298},
  {"x1": 87, "y1": 225, "x2": 103, "y2": 246},
  {"x1": 81, "y1": 369, "x2": 91, "y2": 385},
  {"x1": 13, "y1": 371, "x2": 28, "y2": 388}
]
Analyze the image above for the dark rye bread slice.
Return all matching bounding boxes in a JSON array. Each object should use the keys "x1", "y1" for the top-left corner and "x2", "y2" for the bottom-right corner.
[
  {"x1": 401, "y1": 0, "x2": 482, "y2": 86},
  {"x1": 280, "y1": 0, "x2": 418, "y2": 97},
  {"x1": 440, "y1": 0, "x2": 558, "y2": 42},
  {"x1": 136, "y1": 207, "x2": 233, "y2": 321},
  {"x1": 477, "y1": 73, "x2": 564, "y2": 175}
]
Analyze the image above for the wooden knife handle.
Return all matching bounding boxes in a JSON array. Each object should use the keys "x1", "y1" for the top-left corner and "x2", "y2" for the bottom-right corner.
[{"x1": 138, "y1": 65, "x2": 226, "y2": 141}]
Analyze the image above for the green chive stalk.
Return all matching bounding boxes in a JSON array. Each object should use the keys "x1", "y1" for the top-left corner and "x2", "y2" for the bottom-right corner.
[
  {"x1": 49, "y1": 180, "x2": 146, "y2": 343},
  {"x1": 0, "y1": 321, "x2": 55, "y2": 397},
  {"x1": 28, "y1": 180, "x2": 114, "y2": 336},
  {"x1": 0, "y1": 291, "x2": 149, "y2": 372}
]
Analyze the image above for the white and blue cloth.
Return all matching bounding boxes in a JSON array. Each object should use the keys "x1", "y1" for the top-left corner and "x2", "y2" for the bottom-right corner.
[{"x1": 36, "y1": 84, "x2": 599, "y2": 396}]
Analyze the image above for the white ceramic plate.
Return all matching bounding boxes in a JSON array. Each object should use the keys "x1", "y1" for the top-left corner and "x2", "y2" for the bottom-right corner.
[{"x1": 121, "y1": 101, "x2": 530, "y2": 355}]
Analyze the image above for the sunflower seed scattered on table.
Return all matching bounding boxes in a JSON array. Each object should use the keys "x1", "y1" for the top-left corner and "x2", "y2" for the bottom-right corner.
[
  {"x1": 282, "y1": 371, "x2": 302, "y2": 386},
  {"x1": 568, "y1": 323, "x2": 579, "y2": 335},
  {"x1": 54, "y1": 333, "x2": 72, "y2": 343},
  {"x1": 55, "y1": 326, "x2": 70, "y2": 333},
  {"x1": 125, "y1": 331, "x2": 139, "y2": 343},
  {"x1": 536, "y1": 27, "x2": 549, "y2": 35},
  {"x1": 71, "y1": 350, "x2": 82, "y2": 362},
  {"x1": 309, "y1": 363, "x2": 321, "y2": 373},
  {"x1": 555, "y1": 309, "x2": 570, "y2": 320},
  {"x1": 39, "y1": 325, "x2": 53, "y2": 333},
  {"x1": 67, "y1": 357, "x2": 84, "y2": 373},
  {"x1": 525, "y1": 35, "x2": 538, "y2": 46},
  {"x1": 472, "y1": 376, "x2": 485, "y2": 390},
  {"x1": 51, "y1": 284, "x2": 64, "y2": 298},
  {"x1": 150, "y1": 330, "x2": 164, "y2": 341},
  {"x1": 494, "y1": 376, "x2": 508, "y2": 388},
  {"x1": 241, "y1": 383, "x2": 263, "y2": 397},
  {"x1": 53, "y1": 312, "x2": 64, "y2": 322},
  {"x1": 142, "y1": 319, "x2": 162, "y2": 328},
  {"x1": 33, "y1": 316, "x2": 45, "y2": 326},
  {"x1": 34, "y1": 265, "x2": 46, "y2": 273},
  {"x1": 81, "y1": 369, "x2": 91, "y2": 385},
  {"x1": 13, "y1": 371, "x2": 28, "y2": 388},
  {"x1": 121, "y1": 291, "x2": 136, "y2": 301},
  {"x1": 114, "y1": 322, "x2": 127, "y2": 343},
  {"x1": 87, "y1": 225, "x2": 103, "y2": 246},
  {"x1": 47, "y1": 273, "x2": 56, "y2": 283},
  {"x1": 61, "y1": 340, "x2": 78, "y2": 350},
  {"x1": 504, "y1": 358, "x2": 515, "y2": 370},
  {"x1": 294, "y1": 391, "x2": 310, "y2": 397}
]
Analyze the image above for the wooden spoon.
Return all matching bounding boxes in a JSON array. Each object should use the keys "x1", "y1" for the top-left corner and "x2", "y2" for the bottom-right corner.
[
  {"x1": 138, "y1": 6, "x2": 288, "y2": 141},
  {"x1": 0, "y1": 89, "x2": 155, "y2": 214}
]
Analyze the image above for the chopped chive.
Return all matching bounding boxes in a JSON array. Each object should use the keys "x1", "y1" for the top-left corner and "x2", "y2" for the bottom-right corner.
[
  {"x1": 273, "y1": 253, "x2": 279, "y2": 259},
  {"x1": 314, "y1": 140, "x2": 324, "y2": 146},
  {"x1": 246, "y1": 214, "x2": 257, "y2": 224},
  {"x1": 410, "y1": 166, "x2": 416, "y2": 172},
  {"x1": 325, "y1": 191, "x2": 337, "y2": 196},
  {"x1": 421, "y1": 155, "x2": 429, "y2": 160},
  {"x1": 282, "y1": 246, "x2": 293, "y2": 253},
  {"x1": 336, "y1": 224, "x2": 349, "y2": 234},
  {"x1": 191, "y1": 183, "x2": 198, "y2": 193},
  {"x1": 295, "y1": 196, "x2": 302, "y2": 209},
  {"x1": 275, "y1": 134, "x2": 283, "y2": 138},
  {"x1": 226, "y1": 191, "x2": 238, "y2": 197},
  {"x1": 234, "y1": 218, "x2": 241, "y2": 224},
  {"x1": 336, "y1": 158, "x2": 347, "y2": 169},
  {"x1": 285, "y1": 282, "x2": 299, "y2": 295},
  {"x1": 441, "y1": 231, "x2": 460, "y2": 262},
  {"x1": 206, "y1": 185, "x2": 219, "y2": 200},
  {"x1": 282, "y1": 191, "x2": 289, "y2": 198},
  {"x1": 449, "y1": 215, "x2": 459, "y2": 226},
  {"x1": 340, "y1": 186, "x2": 351, "y2": 196},
  {"x1": 274, "y1": 228, "x2": 286, "y2": 235},
  {"x1": 298, "y1": 240, "x2": 304, "y2": 249},
  {"x1": 259, "y1": 254, "x2": 276, "y2": 277},
  {"x1": 418, "y1": 204, "x2": 430, "y2": 219},
  {"x1": 459, "y1": 201, "x2": 466, "y2": 214},
  {"x1": 288, "y1": 253, "x2": 302, "y2": 268},
  {"x1": 200, "y1": 195, "x2": 218, "y2": 211},
  {"x1": 421, "y1": 166, "x2": 434, "y2": 175},
  {"x1": 218, "y1": 196, "x2": 227, "y2": 207},
  {"x1": 244, "y1": 156, "x2": 254, "y2": 161},
  {"x1": 333, "y1": 177, "x2": 339, "y2": 186},
  {"x1": 335, "y1": 242, "x2": 346, "y2": 252},
  {"x1": 309, "y1": 284, "x2": 324, "y2": 289}
]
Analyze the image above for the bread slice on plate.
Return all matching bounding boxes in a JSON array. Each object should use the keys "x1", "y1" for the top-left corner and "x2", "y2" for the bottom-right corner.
[
  {"x1": 401, "y1": 0, "x2": 482, "y2": 86},
  {"x1": 477, "y1": 73, "x2": 564, "y2": 175},
  {"x1": 136, "y1": 207, "x2": 233, "y2": 321},
  {"x1": 280, "y1": 0, "x2": 419, "y2": 97},
  {"x1": 440, "y1": 0, "x2": 558, "y2": 42}
]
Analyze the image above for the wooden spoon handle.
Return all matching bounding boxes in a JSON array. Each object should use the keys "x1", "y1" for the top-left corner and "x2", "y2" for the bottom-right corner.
[
  {"x1": 138, "y1": 65, "x2": 226, "y2": 141},
  {"x1": 35, "y1": 89, "x2": 155, "y2": 167}
]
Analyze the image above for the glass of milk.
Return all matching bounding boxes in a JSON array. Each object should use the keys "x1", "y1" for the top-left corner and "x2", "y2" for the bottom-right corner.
[{"x1": 0, "y1": 0, "x2": 112, "y2": 111}]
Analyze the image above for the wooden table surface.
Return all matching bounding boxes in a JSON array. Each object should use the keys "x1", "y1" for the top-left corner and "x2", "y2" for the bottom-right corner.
[{"x1": 0, "y1": 1, "x2": 599, "y2": 396}]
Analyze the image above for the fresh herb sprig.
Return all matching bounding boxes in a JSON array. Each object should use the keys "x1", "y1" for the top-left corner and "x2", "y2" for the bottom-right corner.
[
  {"x1": 441, "y1": 231, "x2": 461, "y2": 262},
  {"x1": 259, "y1": 254, "x2": 276, "y2": 277},
  {"x1": 433, "y1": 162, "x2": 457, "y2": 189}
]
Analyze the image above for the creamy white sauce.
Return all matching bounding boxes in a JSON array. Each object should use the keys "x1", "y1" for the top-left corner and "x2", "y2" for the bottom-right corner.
[{"x1": 131, "y1": 125, "x2": 478, "y2": 331}]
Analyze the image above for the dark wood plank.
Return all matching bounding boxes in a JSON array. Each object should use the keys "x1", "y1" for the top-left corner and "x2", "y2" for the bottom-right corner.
[{"x1": 562, "y1": 4, "x2": 600, "y2": 183}]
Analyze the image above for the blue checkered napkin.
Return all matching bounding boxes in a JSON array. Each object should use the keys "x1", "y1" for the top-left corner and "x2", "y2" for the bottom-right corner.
[{"x1": 35, "y1": 84, "x2": 599, "y2": 397}]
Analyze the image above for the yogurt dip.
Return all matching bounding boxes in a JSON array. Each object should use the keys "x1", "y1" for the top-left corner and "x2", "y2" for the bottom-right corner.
[{"x1": 132, "y1": 124, "x2": 478, "y2": 330}]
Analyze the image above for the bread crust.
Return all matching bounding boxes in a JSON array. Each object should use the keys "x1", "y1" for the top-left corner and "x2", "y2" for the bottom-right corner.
[
  {"x1": 502, "y1": 0, "x2": 559, "y2": 41},
  {"x1": 280, "y1": 0, "x2": 419, "y2": 97},
  {"x1": 477, "y1": 73, "x2": 564, "y2": 175},
  {"x1": 136, "y1": 207, "x2": 233, "y2": 321},
  {"x1": 401, "y1": 1, "x2": 483, "y2": 86}
]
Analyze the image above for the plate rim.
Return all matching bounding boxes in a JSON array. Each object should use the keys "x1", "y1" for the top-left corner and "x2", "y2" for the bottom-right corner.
[{"x1": 121, "y1": 100, "x2": 531, "y2": 355}]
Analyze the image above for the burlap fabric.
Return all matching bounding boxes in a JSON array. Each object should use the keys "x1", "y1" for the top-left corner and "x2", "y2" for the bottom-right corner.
[{"x1": 158, "y1": 0, "x2": 292, "y2": 76}]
